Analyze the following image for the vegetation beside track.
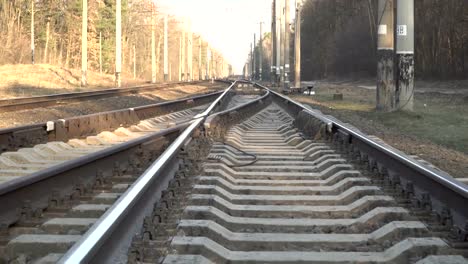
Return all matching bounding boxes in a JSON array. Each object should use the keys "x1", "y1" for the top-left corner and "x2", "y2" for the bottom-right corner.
[{"x1": 291, "y1": 84, "x2": 468, "y2": 178}]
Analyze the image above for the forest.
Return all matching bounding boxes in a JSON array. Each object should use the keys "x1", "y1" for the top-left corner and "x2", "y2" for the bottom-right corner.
[
  {"x1": 1, "y1": 0, "x2": 467, "y2": 81},
  {"x1": 252, "y1": 0, "x2": 468, "y2": 81},
  {"x1": 0, "y1": 0, "x2": 227, "y2": 82},
  {"x1": 300, "y1": 0, "x2": 468, "y2": 80}
]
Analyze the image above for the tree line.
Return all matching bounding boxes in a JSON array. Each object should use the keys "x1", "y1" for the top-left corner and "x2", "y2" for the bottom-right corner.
[
  {"x1": 0, "y1": 0, "x2": 229, "y2": 82},
  {"x1": 252, "y1": 0, "x2": 467, "y2": 81},
  {"x1": 300, "y1": 0, "x2": 467, "y2": 80}
]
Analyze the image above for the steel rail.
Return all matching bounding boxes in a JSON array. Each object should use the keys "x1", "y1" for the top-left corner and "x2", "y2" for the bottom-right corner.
[
  {"x1": 0, "y1": 90, "x2": 223, "y2": 154},
  {"x1": 59, "y1": 81, "x2": 237, "y2": 263},
  {"x1": 254, "y1": 82, "x2": 468, "y2": 235},
  {"x1": 0, "y1": 81, "x2": 205, "y2": 112}
]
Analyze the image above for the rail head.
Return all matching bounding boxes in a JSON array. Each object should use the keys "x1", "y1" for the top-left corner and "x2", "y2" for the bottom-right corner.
[{"x1": 59, "y1": 81, "x2": 237, "y2": 263}]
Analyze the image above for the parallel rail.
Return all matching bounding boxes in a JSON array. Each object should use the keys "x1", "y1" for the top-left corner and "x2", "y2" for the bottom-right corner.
[
  {"x1": 0, "y1": 81, "x2": 205, "y2": 112},
  {"x1": 0, "y1": 90, "x2": 223, "y2": 154}
]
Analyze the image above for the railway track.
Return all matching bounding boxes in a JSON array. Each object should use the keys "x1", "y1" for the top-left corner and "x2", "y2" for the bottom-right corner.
[
  {"x1": 1, "y1": 81, "x2": 467, "y2": 263},
  {"x1": 0, "y1": 81, "x2": 209, "y2": 113},
  {"x1": 0, "y1": 89, "x2": 225, "y2": 154}
]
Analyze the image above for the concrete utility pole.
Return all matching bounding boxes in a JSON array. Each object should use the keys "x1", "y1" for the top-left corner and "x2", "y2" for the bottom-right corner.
[
  {"x1": 178, "y1": 36, "x2": 182, "y2": 81},
  {"x1": 396, "y1": 0, "x2": 414, "y2": 111},
  {"x1": 276, "y1": 0, "x2": 282, "y2": 84},
  {"x1": 81, "y1": 0, "x2": 87, "y2": 87},
  {"x1": 187, "y1": 20, "x2": 193, "y2": 81},
  {"x1": 376, "y1": 0, "x2": 395, "y2": 111},
  {"x1": 206, "y1": 47, "x2": 210, "y2": 80},
  {"x1": 284, "y1": 0, "x2": 291, "y2": 89},
  {"x1": 250, "y1": 43, "x2": 254, "y2": 79},
  {"x1": 259, "y1": 22, "x2": 263, "y2": 81},
  {"x1": 115, "y1": 0, "x2": 122, "y2": 87},
  {"x1": 163, "y1": 15, "x2": 168, "y2": 81},
  {"x1": 198, "y1": 38, "x2": 202, "y2": 80},
  {"x1": 271, "y1": 0, "x2": 277, "y2": 83},
  {"x1": 151, "y1": 4, "x2": 156, "y2": 83},
  {"x1": 99, "y1": 32, "x2": 102, "y2": 74},
  {"x1": 253, "y1": 34, "x2": 256, "y2": 80},
  {"x1": 133, "y1": 44, "x2": 136, "y2": 79},
  {"x1": 294, "y1": 0, "x2": 301, "y2": 88},
  {"x1": 181, "y1": 23, "x2": 186, "y2": 81},
  {"x1": 280, "y1": 0, "x2": 286, "y2": 87},
  {"x1": 30, "y1": 0, "x2": 34, "y2": 64}
]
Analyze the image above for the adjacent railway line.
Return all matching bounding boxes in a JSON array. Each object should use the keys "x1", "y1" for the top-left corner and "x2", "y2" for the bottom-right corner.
[
  {"x1": 0, "y1": 80, "x2": 467, "y2": 263},
  {"x1": 0, "y1": 81, "x2": 209, "y2": 113}
]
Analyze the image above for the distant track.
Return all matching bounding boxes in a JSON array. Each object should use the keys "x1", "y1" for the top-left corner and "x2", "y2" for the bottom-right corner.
[{"x1": 0, "y1": 81, "x2": 206, "y2": 112}]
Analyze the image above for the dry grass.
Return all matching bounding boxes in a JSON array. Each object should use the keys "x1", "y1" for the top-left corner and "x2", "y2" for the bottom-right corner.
[
  {"x1": 0, "y1": 64, "x2": 148, "y2": 98},
  {"x1": 290, "y1": 84, "x2": 468, "y2": 178}
]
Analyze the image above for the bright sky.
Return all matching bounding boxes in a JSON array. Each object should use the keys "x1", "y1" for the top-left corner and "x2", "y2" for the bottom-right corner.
[{"x1": 157, "y1": 0, "x2": 274, "y2": 74}]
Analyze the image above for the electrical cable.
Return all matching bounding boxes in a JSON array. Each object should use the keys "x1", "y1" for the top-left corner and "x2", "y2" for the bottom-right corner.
[{"x1": 208, "y1": 141, "x2": 258, "y2": 168}]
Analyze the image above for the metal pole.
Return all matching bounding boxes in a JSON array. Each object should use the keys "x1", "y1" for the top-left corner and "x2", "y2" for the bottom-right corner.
[
  {"x1": 151, "y1": 4, "x2": 156, "y2": 84},
  {"x1": 284, "y1": 0, "x2": 291, "y2": 89},
  {"x1": 163, "y1": 15, "x2": 169, "y2": 82},
  {"x1": 259, "y1": 22, "x2": 263, "y2": 81},
  {"x1": 396, "y1": 0, "x2": 414, "y2": 111},
  {"x1": 81, "y1": 0, "x2": 87, "y2": 87},
  {"x1": 30, "y1": 0, "x2": 34, "y2": 64},
  {"x1": 115, "y1": 0, "x2": 122, "y2": 87},
  {"x1": 376, "y1": 0, "x2": 395, "y2": 111},
  {"x1": 294, "y1": 0, "x2": 301, "y2": 88}
]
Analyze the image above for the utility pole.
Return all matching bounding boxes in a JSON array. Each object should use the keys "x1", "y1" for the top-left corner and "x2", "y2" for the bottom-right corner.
[
  {"x1": 284, "y1": 0, "x2": 291, "y2": 89},
  {"x1": 250, "y1": 43, "x2": 254, "y2": 79},
  {"x1": 133, "y1": 44, "x2": 136, "y2": 79},
  {"x1": 294, "y1": 0, "x2": 302, "y2": 88},
  {"x1": 178, "y1": 35, "x2": 182, "y2": 81},
  {"x1": 187, "y1": 20, "x2": 193, "y2": 81},
  {"x1": 151, "y1": 3, "x2": 156, "y2": 84},
  {"x1": 44, "y1": 17, "x2": 50, "y2": 63},
  {"x1": 396, "y1": 0, "x2": 414, "y2": 111},
  {"x1": 279, "y1": 0, "x2": 285, "y2": 87},
  {"x1": 206, "y1": 46, "x2": 210, "y2": 80},
  {"x1": 99, "y1": 32, "x2": 102, "y2": 74},
  {"x1": 115, "y1": 0, "x2": 122, "y2": 87},
  {"x1": 253, "y1": 34, "x2": 256, "y2": 80},
  {"x1": 30, "y1": 0, "x2": 34, "y2": 64},
  {"x1": 81, "y1": 0, "x2": 88, "y2": 87},
  {"x1": 198, "y1": 37, "x2": 202, "y2": 80},
  {"x1": 164, "y1": 15, "x2": 168, "y2": 81},
  {"x1": 259, "y1": 22, "x2": 263, "y2": 81},
  {"x1": 276, "y1": 0, "x2": 282, "y2": 85},
  {"x1": 376, "y1": 0, "x2": 395, "y2": 111},
  {"x1": 271, "y1": 0, "x2": 277, "y2": 83},
  {"x1": 181, "y1": 22, "x2": 186, "y2": 81}
]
